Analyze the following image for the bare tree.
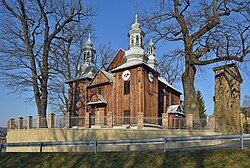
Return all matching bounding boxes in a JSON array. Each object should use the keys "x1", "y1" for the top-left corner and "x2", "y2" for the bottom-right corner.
[
  {"x1": 142, "y1": 0, "x2": 250, "y2": 125},
  {"x1": 0, "y1": 0, "x2": 95, "y2": 122},
  {"x1": 95, "y1": 42, "x2": 116, "y2": 70},
  {"x1": 158, "y1": 53, "x2": 183, "y2": 84},
  {"x1": 49, "y1": 24, "x2": 115, "y2": 115},
  {"x1": 243, "y1": 95, "x2": 250, "y2": 107}
]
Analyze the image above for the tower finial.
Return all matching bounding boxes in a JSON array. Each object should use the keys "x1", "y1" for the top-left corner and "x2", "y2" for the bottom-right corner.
[
  {"x1": 135, "y1": 0, "x2": 138, "y2": 23},
  {"x1": 88, "y1": 32, "x2": 91, "y2": 41}
]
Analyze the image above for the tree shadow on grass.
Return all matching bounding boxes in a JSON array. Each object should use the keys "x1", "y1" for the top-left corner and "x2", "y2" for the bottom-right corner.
[{"x1": 163, "y1": 150, "x2": 212, "y2": 168}]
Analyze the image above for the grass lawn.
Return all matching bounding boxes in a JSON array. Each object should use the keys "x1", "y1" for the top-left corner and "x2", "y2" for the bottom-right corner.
[{"x1": 0, "y1": 148, "x2": 250, "y2": 168}]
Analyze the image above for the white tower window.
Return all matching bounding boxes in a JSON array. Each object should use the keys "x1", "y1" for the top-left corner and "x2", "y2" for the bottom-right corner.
[{"x1": 136, "y1": 35, "x2": 139, "y2": 44}]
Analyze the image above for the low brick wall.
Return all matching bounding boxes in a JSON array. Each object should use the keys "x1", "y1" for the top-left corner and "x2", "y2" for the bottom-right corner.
[{"x1": 6, "y1": 128, "x2": 221, "y2": 152}]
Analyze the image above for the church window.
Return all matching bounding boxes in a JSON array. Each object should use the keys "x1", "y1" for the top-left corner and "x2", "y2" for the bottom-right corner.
[
  {"x1": 98, "y1": 88, "x2": 102, "y2": 95},
  {"x1": 136, "y1": 35, "x2": 139, "y2": 44},
  {"x1": 166, "y1": 94, "x2": 169, "y2": 106},
  {"x1": 87, "y1": 52, "x2": 90, "y2": 57},
  {"x1": 75, "y1": 89, "x2": 80, "y2": 102},
  {"x1": 124, "y1": 81, "x2": 130, "y2": 94},
  {"x1": 160, "y1": 93, "x2": 164, "y2": 103},
  {"x1": 83, "y1": 53, "x2": 86, "y2": 61},
  {"x1": 171, "y1": 96, "x2": 175, "y2": 105}
]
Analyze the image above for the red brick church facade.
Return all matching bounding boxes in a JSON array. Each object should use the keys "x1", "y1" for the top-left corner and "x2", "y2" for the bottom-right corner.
[{"x1": 67, "y1": 14, "x2": 183, "y2": 128}]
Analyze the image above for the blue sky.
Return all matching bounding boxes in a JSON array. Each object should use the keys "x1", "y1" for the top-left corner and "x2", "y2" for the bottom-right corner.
[{"x1": 0, "y1": 0, "x2": 249, "y2": 127}]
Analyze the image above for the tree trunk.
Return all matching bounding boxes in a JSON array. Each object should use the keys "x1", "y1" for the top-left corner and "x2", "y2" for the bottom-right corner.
[{"x1": 182, "y1": 63, "x2": 200, "y2": 128}]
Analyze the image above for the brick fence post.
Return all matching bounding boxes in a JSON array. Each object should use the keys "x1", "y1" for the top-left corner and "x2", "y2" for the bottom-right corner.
[
  {"x1": 137, "y1": 112, "x2": 144, "y2": 129},
  {"x1": 48, "y1": 113, "x2": 55, "y2": 128},
  {"x1": 208, "y1": 115, "x2": 216, "y2": 131},
  {"x1": 18, "y1": 117, "x2": 23, "y2": 129},
  {"x1": 66, "y1": 112, "x2": 71, "y2": 128},
  {"x1": 162, "y1": 113, "x2": 169, "y2": 129},
  {"x1": 37, "y1": 114, "x2": 41, "y2": 128},
  {"x1": 27, "y1": 116, "x2": 33, "y2": 129},
  {"x1": 7, "y1": 118, "x2": 15, "y2": 130},
  {"x1": 107, "y1": 111, "x2": 113, "y2": 128},
  {"x1": 85, "y1": 112, "x2": 90, "y2": 128},
  {"x1": 187, "y1": 114, "x2": 194, "y2": 130}
]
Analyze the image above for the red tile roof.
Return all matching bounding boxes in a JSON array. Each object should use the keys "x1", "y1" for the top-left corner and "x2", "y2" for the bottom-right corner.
[{"x1": 245, "y1": 107, "x2": 250, "y2": 113}]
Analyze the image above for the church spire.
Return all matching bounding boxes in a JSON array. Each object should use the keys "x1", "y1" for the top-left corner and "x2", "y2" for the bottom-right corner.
[
  {"x1": 80, "y1": 34, "x2": 98, "y2": 79},
  {"x1": 124, "y1": 11, "x2": 147, "y2": 63},
  {"x1": 88, "y1": 32, "x2": 91, "y2": 42},
  {"x1": 82, "y1": 33, "x2": 95, "y2": 64},
  {"x1": 135, "y1": 0, "x2": 138, "y2": 23},
  {"x1": 135, "y1": 12, "x2": 138, "y2": 23}
]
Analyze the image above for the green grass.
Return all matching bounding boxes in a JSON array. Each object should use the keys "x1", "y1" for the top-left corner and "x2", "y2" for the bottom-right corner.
[{"x1": 1, "y1": 148, "x2": 250, "y2": 168}]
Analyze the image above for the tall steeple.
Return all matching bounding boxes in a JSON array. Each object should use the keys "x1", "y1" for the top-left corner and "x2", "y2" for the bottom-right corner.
[
  {"x1": 80, "y1": 33, "x2": 98, "y2": 79},
  {"x1": 124, "y1": 12, "x2": 147, "y2": 63},
  {"x1": 82, "y1": 33, "x2": 95, "y2": 64},
  {"x1": 147, "y1": 39, "x2": 157, "y2": 70}
]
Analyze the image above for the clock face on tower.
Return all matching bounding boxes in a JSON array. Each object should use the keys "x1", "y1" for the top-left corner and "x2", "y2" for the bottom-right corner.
[
  {"x1": 122, "y1": 70, "x2": 131, "y2": 81},
  {"x1": 148, "y1": 72, "x2": 154, "y2": 82}
]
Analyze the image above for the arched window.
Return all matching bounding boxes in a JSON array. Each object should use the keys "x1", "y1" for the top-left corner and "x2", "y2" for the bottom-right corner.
[
  {"x1": 171, "y1": 96, "x2": 175, "y2": 105},
  {"x1": 136, "y1": 35, "x2": 139, "y2": 44},
  {"x1": 75, "y1": 89, "x2": 80, "y2": 102},
  {"x1": 131, "y1": 36, "x2": 134, "y2": 45},
  {"x1": 83, "y1": 53, "x2": 86, "y2": 61}
]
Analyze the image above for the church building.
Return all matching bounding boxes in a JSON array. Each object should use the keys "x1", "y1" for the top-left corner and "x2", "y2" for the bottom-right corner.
[{"x1": 67, "y1": 14, "x2": 183, "y2": 128}]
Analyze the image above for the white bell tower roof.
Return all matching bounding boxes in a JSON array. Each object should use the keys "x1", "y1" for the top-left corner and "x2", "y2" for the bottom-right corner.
[{"x1": 125, "y1": 13, "x2": 147, "y2": 64}]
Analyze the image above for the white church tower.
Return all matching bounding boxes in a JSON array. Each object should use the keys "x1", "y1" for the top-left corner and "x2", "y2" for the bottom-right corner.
[
  {"x1": 80, "y1": 34, "x2": 98, "y2": 79},
  {"x1": 124, "y1": 13, "x2": 147, "y2": 63}
]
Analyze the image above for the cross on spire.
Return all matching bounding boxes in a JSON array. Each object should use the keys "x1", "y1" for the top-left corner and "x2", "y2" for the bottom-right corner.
[{"x1": 136, "y1": 0, "x2": 138, "y2": 15}]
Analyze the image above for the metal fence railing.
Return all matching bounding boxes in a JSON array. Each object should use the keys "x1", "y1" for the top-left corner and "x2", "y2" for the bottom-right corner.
[
  {"x1": 40, "y1": 118, "x2": 48, "y2": 128},
  {"x1": 144, "y1": 117, "x2": 162, "y2": 126},
  {"x1": 22, "y1": 120, "x2": 27, "y2": 129},
  {"x1": 1, "y1": 134, "x2": 250, "y2": 153},
  {"x1": 90, "y1": 116, "x2": 108, "y2": 127},
  {"x1": 55, "y1": 115, "x2": 65, "y2": 128},
  {"x1": 8, "y1": 115, "x2": 220, "y2": 131},
  {"x1": 168, "y1": 117, "x2": 186, "y2": 129},
  {"x1": 70, "y1": 116, "x2": 85, "y2": 127},
  {"x1": 114, "y1": 116, "x2": 138, "y2": 126}
]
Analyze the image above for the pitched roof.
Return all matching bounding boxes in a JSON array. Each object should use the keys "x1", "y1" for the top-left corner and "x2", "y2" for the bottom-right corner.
[
  {"x1": 166, "y1": 105, "x2": 179, "y2": 113},
  {"x1": 213, "y1": 63, "x2": 243, "y2": 83},
  {"x1": 166, "y1": 105, "x2": 184, "y2": 116},
  {"x1": 242, "y1": 107, "x2": 250, "y2": 113},
  {"x1": 111, "y1": 60, "x2": 159, "y2": 74},
  {"x1": 89, "y1": 69, "x2": 113, "y2": 86},
  {"x1": 106, "y1": 48, "x2": 126, "y2": 72},
  {"x1": 100, "y1": 69, "x2": 113, "y2": 82},
  {"x1": 87, "y1": 94, "x2": 107, "y2": 105},
  {"x1": 111, "y1": 61, "x2": 144, "y2": 72},
  {"x1": 158, "y1": 77, "x2": 181, "y2": 94}
]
